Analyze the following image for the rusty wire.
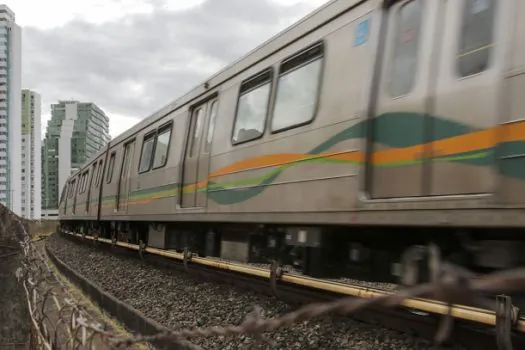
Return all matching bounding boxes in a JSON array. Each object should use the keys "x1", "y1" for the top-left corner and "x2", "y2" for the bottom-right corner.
[
  {"x1": 109, "y1": 243, "x2": 525, "y2": 348},
  {"x1": 14, "y1": 211, "x2": 525, "y2": 349},
  {"x1": 14, "y1": 214, "x2": 201, "y2": 350},
  {"x1": 17, "y1": 232, "x2": 114, "y2": 350}
]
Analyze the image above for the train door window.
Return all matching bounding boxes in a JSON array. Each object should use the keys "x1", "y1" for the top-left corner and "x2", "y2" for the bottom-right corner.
[
  {"x1": 95, "y1": 160, "x2": 103, "y2": 187},
  {"x1": 457, "y1": 0, "x2": 495, "y2": 77},
  {"x1": 203, "y1": 100, "x2": 218, "y2": 153},
  {"x1": 232, "y1": 69, "x2": 272, "y2": 144},
  {"x1": 138, "y1": 133, "x2": 155, "y2": 173},
  {"x1": 77, "y1": 175, "x2": 83, "y2": 194},
  {"x1": 91, "y1": 163, "x2": 97, "y2": 188},
  {"x1": 106, "y1": 153, "x2": 116, "y2": 183},
  {"x1": 390, "y1": 0, "x2": 422, "y2": 98},
  {"x1": 77, "y1": 176, "x2": 82, "y2": 194},
  {"x1": 79, "y1": 173, "x2": 85, "y2": 193},
  {"x1": 152, "y1": 124, "x2": 172, "y2": 169},
  {"x1": 271, "y1": 43, "x2": 324, "y2": 132},
  {"x1": 81, "y1": 171, "x2": 89, "y2": 192},
  {"x1": 68, "y1": 179, "x2": 76, "y2": 198},
  {"x1": 188, "y1": 108, "x2": 205, "y2": 157}
]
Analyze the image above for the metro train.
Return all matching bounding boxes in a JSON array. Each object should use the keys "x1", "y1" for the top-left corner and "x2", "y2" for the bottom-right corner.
[{"x1": 58, "y1": 0, "x2": 525, "y2": 285}]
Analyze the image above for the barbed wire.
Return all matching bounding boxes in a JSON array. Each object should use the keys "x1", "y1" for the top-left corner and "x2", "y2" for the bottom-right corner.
[
  {"x1": 12, "y1": 215, "x2": 201, "y2": 350},
  {"x1": 109, "y1": 243, "x2": 525, "y2": 349},
  {"x1": 12, "y1": 213, "x2": 525, "y2": 349},
  {"x1": 16, "y1": 226, "x2": 114, "y2": 349}
]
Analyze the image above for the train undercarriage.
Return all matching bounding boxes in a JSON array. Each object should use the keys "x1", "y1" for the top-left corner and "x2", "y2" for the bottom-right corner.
[{"x1": 60, "y1": 220, "x2": 525, "y2": 290}]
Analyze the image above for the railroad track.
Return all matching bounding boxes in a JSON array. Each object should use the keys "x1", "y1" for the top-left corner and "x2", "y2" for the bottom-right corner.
[{"x1": 57, "y1": 230, "x2": 525, "y2": 350}]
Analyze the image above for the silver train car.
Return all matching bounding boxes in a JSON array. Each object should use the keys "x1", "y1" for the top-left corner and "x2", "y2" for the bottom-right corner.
[{"x1": 59, "y1": 0, "x2": 525, "y2": 283}]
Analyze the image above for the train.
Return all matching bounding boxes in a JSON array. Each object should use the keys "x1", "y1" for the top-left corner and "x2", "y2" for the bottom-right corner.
[{"x1": 58, "y1": 0, "x2": 525, "y2": 286}]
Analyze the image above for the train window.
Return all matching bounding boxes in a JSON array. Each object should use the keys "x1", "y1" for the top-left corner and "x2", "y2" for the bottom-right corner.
[
  {"x1": 152, "y1": 125, "x2": 172, "y2": 169},
  {"x1": 68, "y1": 179, "x2": 76, "y2": 198},
  {"x1": 204, "y1": 100, "x2": 218, "y2": 153},
  {"x1": 91, "y1": 163, "x2": 97, "y2": 188},
  {"x1": 232, "y1": 69, "x2": 272, "y2": 144},
  {"x1": 189, "y1": 108, "x2": 205, "y2": 157},
  {"x1": 81, "y1": 171, "x2": 89, "y2": 193},
  {"x1": 106, "y1": 153, "x2": 116, "y2": 183},
  {"x1": 79, "y1": 173, "x2": 84, "y2": 193},
  {"x1": 139, "y1": 133, "x2": 156, "y2": 173},
  {"x1": 271, "y1": 43, "x2": 324, "y2": 132},
  {"x1": 457, "y1": 0, "x2": 495, "y2": 77},
  {"x1": 390, "y1": 0, "x2": 422, "y2": 98},
  {"x1": 77, "y1": 175, "x2": 84, "y2": 194},
  {"x1": 95, "y1": 159, "x2": 103, "y2": 187}
]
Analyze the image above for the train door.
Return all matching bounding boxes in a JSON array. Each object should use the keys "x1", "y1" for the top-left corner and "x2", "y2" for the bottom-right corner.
[
  {"x1": 180, "y1": 97, "x2": 218, "y2": 208},
  {"x1": 196, "y1": 99, "x2": 219, "y2": 207},
  {"x1": 367, "y1": 0, "x2": 442, "y2": 198},
  {"x1": 116, "y1": 141, "x2": 135, "y2": 212},
  {"x1": 85, "y1": 162, "x2": 97, "y2": 213},
  {"x1": 499, "y1": 0, "x2": 524, "y2": 205},
  {"x1": 429, "y1": 0, "x2": 500, "y2": 196}
]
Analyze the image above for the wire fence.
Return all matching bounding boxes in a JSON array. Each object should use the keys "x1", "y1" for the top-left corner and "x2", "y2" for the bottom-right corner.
[
  {"x1": 17, "y1": 223, "x2": 115, "y2": 349},
  {"x1": 12, "y1": 212, "x2": 525, "y2": 349}
]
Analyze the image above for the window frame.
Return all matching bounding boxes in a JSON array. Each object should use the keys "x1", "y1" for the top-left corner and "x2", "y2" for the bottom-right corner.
[
  {"x1": 95, "y1": 159, "x2": 104, "y2": 187},
  {"x1": 68, "y1": 179, "x2": 76, "y2": 198},
  {"x1": 77, "y1": 173, "x2": 85, "y2": 195},
  {"x1": 455, "y1": 0, "x2": 496, "y2": 78},
  {"x1": 79, "y1": 173, "x2": 84, "y2": 194},
  {"x1": 81, "y1": 170, "x2": 89, "y2": 193},
  {"x1": 138, "y1": 120, "x2": 173, "y2": 174},
  {"x1": 106, "y1": 152, "x2": 116, "y2": 184},
  {"x1": 152, "y1": 122, "x2": 173, "y2": 170},
  {"x1": 91, "y1": 162, "x2": 98, "y2": 189},
  {"x1": 188, "y1": 107, "x2": 205, "y2": 159},
  {"x1": 270, "y1": 41, "x2": 325, "y2": 134},
  {"x1": 203, "y1": 99, "x2": 219, "y2": 154},
  {"x1": 138, "y1": 131, "x2": 156, "y2": 174},
  {"x1": 231, "y1": 67, "x2": 274, "y2": 146},
  {"x1": 388, "y1": 0, "x2": 424, "y2": 98}
]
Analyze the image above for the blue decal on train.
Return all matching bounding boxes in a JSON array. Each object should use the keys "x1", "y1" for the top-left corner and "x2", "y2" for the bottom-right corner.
[{"x1": 354, "y1": 18, "x2": 369, "y2": 47}]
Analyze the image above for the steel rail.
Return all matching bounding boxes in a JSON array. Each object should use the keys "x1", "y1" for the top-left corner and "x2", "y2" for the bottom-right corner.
[{"x1": 63, "y1": 230, "x2": 525, "y2": 333}]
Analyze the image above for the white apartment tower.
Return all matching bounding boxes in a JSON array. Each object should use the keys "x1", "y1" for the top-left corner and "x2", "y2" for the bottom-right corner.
[
  {"x1": 0, "y1": 5, "x2": 21, "y2": 215},
  {"x1": 21, "y1": 90, "x2": 41, "y2": 219}
]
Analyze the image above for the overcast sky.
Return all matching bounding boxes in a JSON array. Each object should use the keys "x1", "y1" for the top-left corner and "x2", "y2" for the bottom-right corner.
[{"x1": 11, "y1": 0, "x2": 330, "y2": 139}]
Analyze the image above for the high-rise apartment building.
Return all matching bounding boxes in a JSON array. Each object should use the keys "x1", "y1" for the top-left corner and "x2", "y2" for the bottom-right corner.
[
  {"x1": 41, "y1": 100, "x2": 110, "y2": 218},
  {"x1": 0, "y1": 5, "x2": 21, "y2": 215},
  {"x1": 21, "y1": 90, "x2": 41, "y2": 219}
]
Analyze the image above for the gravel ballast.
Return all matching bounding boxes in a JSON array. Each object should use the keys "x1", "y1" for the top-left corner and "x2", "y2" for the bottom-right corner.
[{"x1": 47, "y1": 234, "x2": 463, "y2": 350}]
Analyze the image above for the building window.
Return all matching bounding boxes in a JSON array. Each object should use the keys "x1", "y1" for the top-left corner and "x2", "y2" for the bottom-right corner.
[
  {"x1": 232, "y1": 69, "x2": 273, "y2": 144},
  {"x1": 390, "y1": 0, "x2": 422, "y2": 97},
  {"x1": 457, "y1": 0, "x2": 495, "y2": 77}
]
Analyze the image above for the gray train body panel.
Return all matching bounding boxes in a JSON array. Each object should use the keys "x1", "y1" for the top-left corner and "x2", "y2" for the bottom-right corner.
[{"x1": 59, "y1": 0, "x2": 525, "y2": 228}]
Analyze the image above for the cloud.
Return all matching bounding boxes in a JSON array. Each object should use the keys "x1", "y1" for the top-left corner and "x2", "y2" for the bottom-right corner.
[{"x1": 21, "y1": 0, "x2": 325, "y2": 138}]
